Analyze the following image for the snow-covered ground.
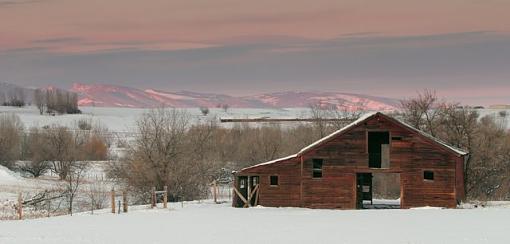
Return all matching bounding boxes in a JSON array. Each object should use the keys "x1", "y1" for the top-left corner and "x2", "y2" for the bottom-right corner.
[
  {"x1": 2, "y1": 106, "x2": 508, "y2": 133},
  {"x1": 0, "y1": 106, "x2": 311, "y2": 132},
  {"x1": 0, "y1": 200, "x2": 509, "y2": 244}
]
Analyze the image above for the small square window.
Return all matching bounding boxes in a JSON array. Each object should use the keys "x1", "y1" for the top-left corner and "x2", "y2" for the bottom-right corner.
[
  {"x1": 270, "y1": 176, "x2": 279, "y2": 186},
  {"x1": 424, "y1": 171, "x2": 434, "y2": 181},
  {"x1": 392, "y1": 136, "x2": 402, "y2": 141},
  {"x1": 313, "y1": 159, "x2": 323, "y2": 178}
]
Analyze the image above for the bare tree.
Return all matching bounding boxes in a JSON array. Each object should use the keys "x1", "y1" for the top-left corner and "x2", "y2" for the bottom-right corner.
[
  {"x1": 18, "y1": 127, "x2": 51, "y2": 177},
  {"x1": 123, "y1": 108, "x2": 191, "y2": 201},
  {"x1": 64, "y1": 160, "x2": 88, "y2": 215},
  {"x1": 34, "y1": 89, "x2": 46, "y2": 115},
  {"x1": 0, "y1": 113, "x2": 23, "y2": 168},
  {"x1": 400, "y1": 89, "x2": 442, "y2": 136}
]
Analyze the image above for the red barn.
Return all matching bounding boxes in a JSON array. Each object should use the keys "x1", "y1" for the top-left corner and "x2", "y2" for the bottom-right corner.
[{"x1": 233, "y1": 112, "x2": 468, "y2": 209}]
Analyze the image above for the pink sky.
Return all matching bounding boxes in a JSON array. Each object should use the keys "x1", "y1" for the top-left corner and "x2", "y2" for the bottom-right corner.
[
  {"x1": 1, "y1": 0, "x2": 510, "y2": 105},
  {"x1": 2, "y1": 0, "x2": 509, "y2": 52}
]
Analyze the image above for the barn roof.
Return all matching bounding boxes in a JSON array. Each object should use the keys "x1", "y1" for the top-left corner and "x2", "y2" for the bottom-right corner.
[
  {"x1": 239, "y1": 111, "x2": 468, "y2": 172},
  {"x1": 299, "y1": 112, "x2": 468, "y2": 156}
]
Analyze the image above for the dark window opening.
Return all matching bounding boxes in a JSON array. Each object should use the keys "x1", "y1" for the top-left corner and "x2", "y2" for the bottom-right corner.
[
  {"x1": 392, "y1": 136, "x2": 402, "y2": 141},
  {"x1": 312, "y1": 159, "x2": 323, "y2": 178},
  {"x1": 424, "y1": 171, "x2": 434, "y2": 181},
  {"x1": 368, "y1": 131, "x2": 390, "y2": 168},
  {"x1": 240, "y1": 179, "x2": 246, "y2": 188},
  {"x1": 270, "y1": 176, "x2": 279, "y2": 186}
]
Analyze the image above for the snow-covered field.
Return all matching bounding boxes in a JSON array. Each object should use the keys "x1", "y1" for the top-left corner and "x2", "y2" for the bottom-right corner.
[
  {"x1": 2, "y1": 106, "x2": 508, "y2": 133},
  {"x1": 0, "y1": 200, "x2": 509, "y2": 244},
  {"x1": 0, "y1": 106, "x2": 311, "y2": 132}
]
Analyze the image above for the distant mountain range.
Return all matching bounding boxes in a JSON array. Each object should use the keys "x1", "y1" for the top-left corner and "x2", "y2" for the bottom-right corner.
[{"x1": 0, "y1": 82, "x2": 400, "y2": 110}]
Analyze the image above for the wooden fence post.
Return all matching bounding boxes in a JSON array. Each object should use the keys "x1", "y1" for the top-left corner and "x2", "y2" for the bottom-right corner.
[
  {"x1": 213, "y1": 180, "x2": 218, "y2": 203},
  {"x1": 111, "y1": 188, "x2": 115, "y2": 214},
  {"x1": 151, "y1": 187, "x2": 156, "y2": 208},
  {"x1": 123, "y1": 191, "x2": 128, "y2": 213},
  {"x1": 163, "y1": 186, "x2": 168, "y2": 208},
  {"x1": 17, "y1": 192, "x2": 23, "y2": 220}
]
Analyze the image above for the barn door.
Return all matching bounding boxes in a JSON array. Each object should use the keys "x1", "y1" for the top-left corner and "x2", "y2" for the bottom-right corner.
[{"x1": 356, "y1": 173, "x2": 373, "y2": 209}]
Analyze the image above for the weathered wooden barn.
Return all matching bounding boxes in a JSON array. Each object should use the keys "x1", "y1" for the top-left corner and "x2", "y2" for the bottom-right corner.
[{"x1": 233, "y1": 112, "x2": 468, "y2": 209}]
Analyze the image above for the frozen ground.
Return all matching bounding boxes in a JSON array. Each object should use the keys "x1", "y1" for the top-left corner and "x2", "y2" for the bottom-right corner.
[{"x1": 0, "y1": 200, "x2": 510, "y2": 244}]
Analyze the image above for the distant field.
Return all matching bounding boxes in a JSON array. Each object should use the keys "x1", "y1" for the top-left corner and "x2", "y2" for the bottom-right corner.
[
  {"x1": 0, "y1": 106, "x2": 312, "y2": 132},
  {"x1": 1, "y1": 106, "x2": 508, "y2": 133}
]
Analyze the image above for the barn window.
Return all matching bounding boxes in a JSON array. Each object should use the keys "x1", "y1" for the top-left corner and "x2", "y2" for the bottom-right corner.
[
  {"x1": 240, "y1": 179, "x2": 246, "y2": 188},
  {"x1": 424, "y1": 171, "x2": 434, "y2": 181},
  {"x1": 270, "y1": 176, "x2": 279, "y2": 186},
  {"x1": 312, "y1": 159, "x2": 323, "y2": 178},
  {"x1": 392, "y1": 136, "x2": 402, "y2": 141}
]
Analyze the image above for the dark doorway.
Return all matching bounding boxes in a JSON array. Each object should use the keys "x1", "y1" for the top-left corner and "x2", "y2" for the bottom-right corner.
[
  {"x1": 235, "y1": 176, "x2": 248, "y2": 207},
  {"x1": 368, "y1": 132, "x2": 390, "y2": 168},
  {"x1": 356, "y1": 173, "x2": 373, "y2": 209}
]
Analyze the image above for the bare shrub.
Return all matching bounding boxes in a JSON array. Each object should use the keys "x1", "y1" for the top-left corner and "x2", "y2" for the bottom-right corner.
[{"x1": 0, "y1": 113, "x2": 24, "y2": 168}]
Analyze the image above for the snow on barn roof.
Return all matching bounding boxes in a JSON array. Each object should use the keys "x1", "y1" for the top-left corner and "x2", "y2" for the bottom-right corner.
[
  {"x1": 239, "y1": 154, "x2": 299, "y2": 171},
  {"x1": 298, "y1": 111, "x2": 378, "y2": 155},
  {"x1": 239, "y1": 111, "x2": 468, "y2": 172},
  {"x1": 392, "y1": 117, "x2": 468, "y2": 156}
]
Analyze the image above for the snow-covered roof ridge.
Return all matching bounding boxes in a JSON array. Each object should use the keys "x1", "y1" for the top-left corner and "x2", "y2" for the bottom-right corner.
[
  {"x1": 391, "y1": 116, "x2": 468, "y2": 156},
  {"x1": 240, "y1": 154, "x2": 299, "y2": 171},
  {"x1": 298, "y1": 111, "x2": 468, "y2": 156},
  {"x1": 298, "y1": 111, "x2": 378, "y2": 155}
]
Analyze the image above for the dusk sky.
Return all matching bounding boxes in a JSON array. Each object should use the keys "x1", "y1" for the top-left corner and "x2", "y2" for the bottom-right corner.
[{"x1": 1, "y1": 0, "x2": 510, "y2": 104}]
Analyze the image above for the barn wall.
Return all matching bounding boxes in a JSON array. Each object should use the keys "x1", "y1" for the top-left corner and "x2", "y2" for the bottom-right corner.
[
  {"x1": 240, "y1": 158, "x2": 302, "y2": 207},
  {"x1": 300, "y1": 114, "x2": 461, "y2": 209}
]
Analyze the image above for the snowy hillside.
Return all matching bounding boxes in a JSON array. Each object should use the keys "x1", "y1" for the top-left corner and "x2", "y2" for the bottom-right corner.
[
  {"x1": 1, "y1": 200, "x2": 509, "y2": 244},
  {"x1": 70, "y1": 83, "x2": 400, "y2": 109}
]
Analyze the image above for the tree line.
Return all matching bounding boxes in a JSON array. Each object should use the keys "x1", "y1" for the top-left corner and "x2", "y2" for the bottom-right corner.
[{"x1": 34, "y1": 88, "x2": 81, "y2": 115}]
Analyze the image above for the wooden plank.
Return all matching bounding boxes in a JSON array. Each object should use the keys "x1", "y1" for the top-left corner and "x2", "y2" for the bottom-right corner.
[{"x1": 233, "y1": 188, "x2": 248, "y2": 206}]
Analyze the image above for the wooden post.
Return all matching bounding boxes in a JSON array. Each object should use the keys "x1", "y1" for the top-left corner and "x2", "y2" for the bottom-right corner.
[
  {"x1": 213, "y1": 180, "x2": 218, "y2": 204},
  {"x1": 247, "y1": 177, "x2": 252, "y2": 207},
  {"x1": 151, "y1": 187, "x2": 156, "y2": 208},
  {"x1": 17, "y1": 192, "x2": 23, "y2": 220},
  {"x1": 163, "y1": 186, "x2": 168, "y2": 208},
  {"x1": 123, "y1": 191, "x2": 128, "y2": 213},
  {"x1": 111, "y1": 188, "x2": 115, "y2": 214}
]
